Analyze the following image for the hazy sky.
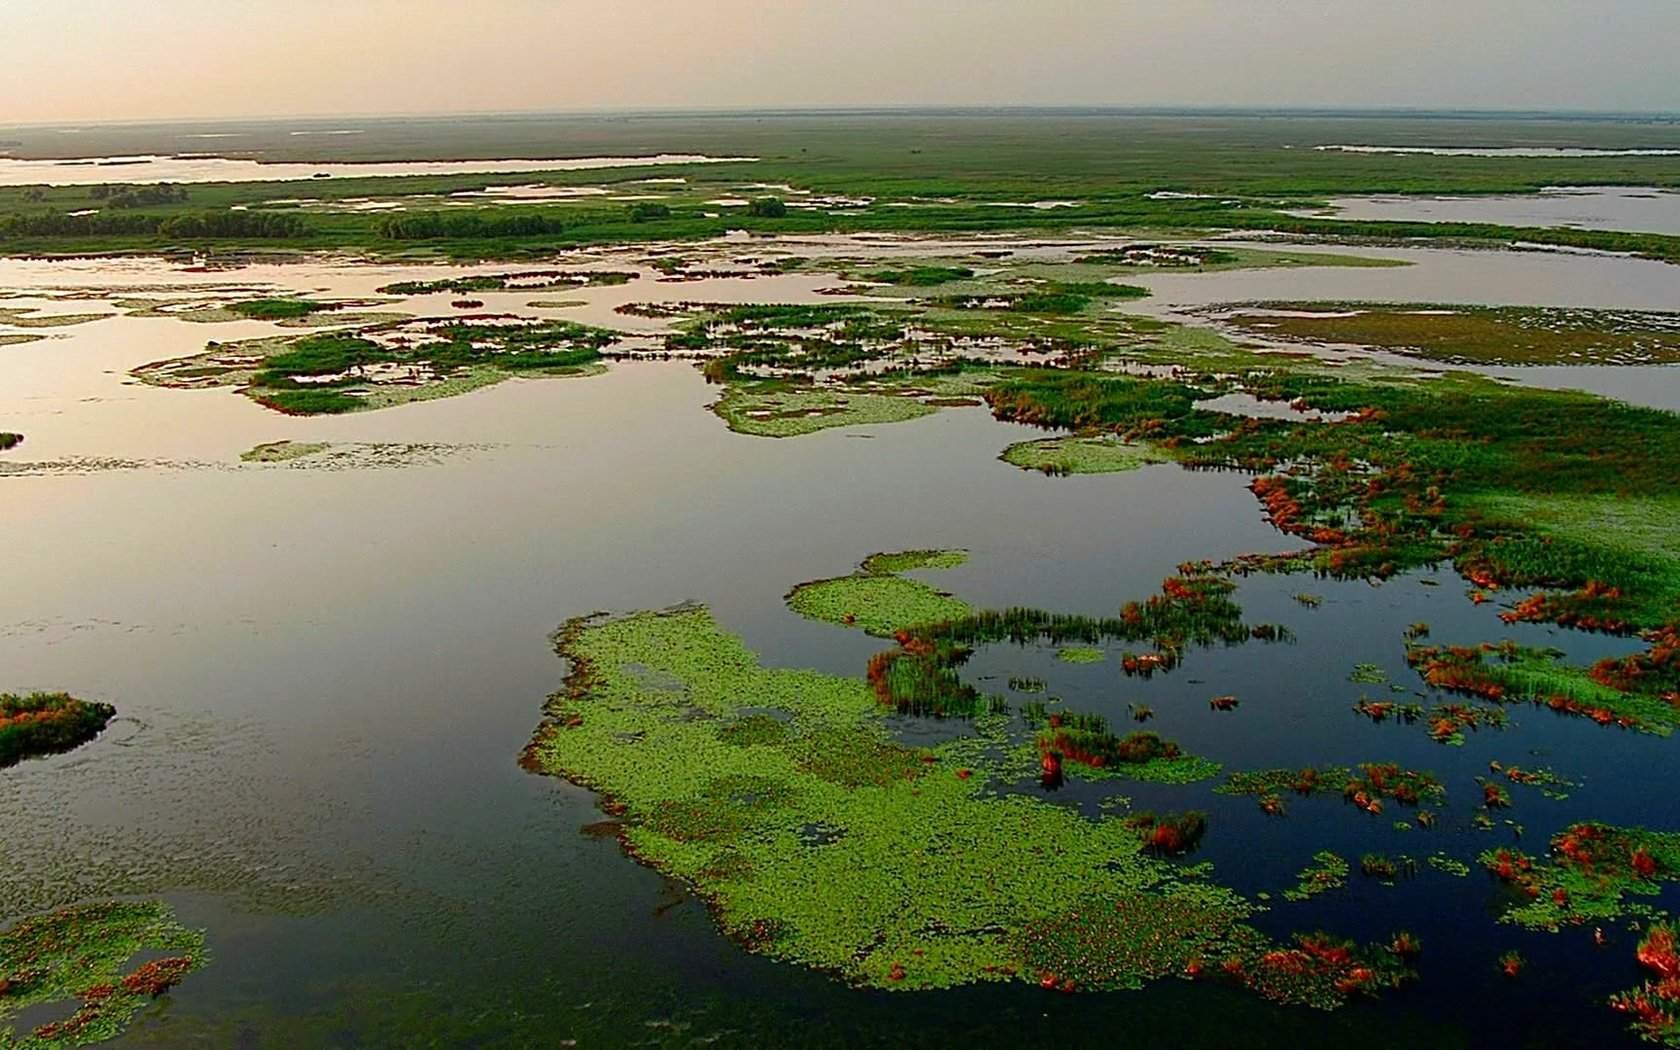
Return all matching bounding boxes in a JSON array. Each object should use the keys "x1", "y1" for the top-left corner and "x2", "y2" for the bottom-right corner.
[{"x1": 3, "y1": 0, "x2": 1677, "y2": 123}]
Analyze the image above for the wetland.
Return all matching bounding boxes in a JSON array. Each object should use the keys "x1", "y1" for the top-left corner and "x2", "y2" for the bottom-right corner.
[{"x1": 3, "y1": 113, "x2": 1680, "y2": 1048}]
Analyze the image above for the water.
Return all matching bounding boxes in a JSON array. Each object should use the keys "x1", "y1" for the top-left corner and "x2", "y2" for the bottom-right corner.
[
  {"x1": 0, "y1": 240, "x2": 1674, "y2": 1047},
  {"x1": 1288, "y1": 186, "x2": 1680, "y2": 237},
  {"x1": 0, "y1": 153, "x2": 753, "y2": 187}
]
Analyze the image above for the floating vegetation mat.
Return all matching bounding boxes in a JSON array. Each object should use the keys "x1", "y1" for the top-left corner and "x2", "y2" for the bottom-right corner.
[
  {"x1": 133, "y1": 315, "x2": 618, "y2": 415},
  {"x1": 1216, "y1": 303, "x2": 1680, "y2": 367},
  {"x1": 786, "y1": 550, "x2": 971, "y2": 637},
  {"x1": 1000, "y1": 434, "x2": 1169, "y2": 475},
  {"x1": 1483, "y1": 822, "x2": 1680, "y2": 932},
  {"x1": 0, "y1": 900, "x2": 206, "y2": 1049},
  {"x1": 0, "y1": 693, "x2": 115, "y2": 769},
  {"x1": 522, "y1": 606, "x2": 1410, "y2": 1003}
]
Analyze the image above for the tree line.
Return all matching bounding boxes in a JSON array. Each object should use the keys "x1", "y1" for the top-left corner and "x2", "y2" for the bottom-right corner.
[
  {"x1": 375, "y1": 212, "x2": 568, "y2": 240},
  {"x1": 0, "y1": 210, "x2": 305, "y2": 239}
]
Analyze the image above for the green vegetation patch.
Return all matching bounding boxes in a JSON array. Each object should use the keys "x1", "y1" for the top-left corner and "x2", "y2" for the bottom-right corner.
[
  {"x1": 0, "y1": 434, "x2": 21, "y2": 453},
  {"x1": 0, "y1": 693, "x2": 116, "y2": 768},
  {"x1": 1283, "y1": 851, "x2": 1350, "y2": 902},
  {"x1": 140, "y1": 316, "x2": 619, "y2": 416},
  {"x1": 239, "y1": 440, "x2": 330, "y2": 464},
  {"x1": 523, "y1": 606, "x2": 1403, "y2": 1003},
  {"x1": 862, "y1": 265, "x2": 975, "y2": 286},
  {"x1": 713, "y1": 385, "x2": 937, "y2": 438},
  {"x1": 376, "y1": 270, "x2": 635, "y2": 295},
  {"x1": 1482, "y1": 823, "x2": 1680, "y2": 931},
  {"x1": 0, "y1": 309, "x2": 110, "y2": 328},
  {"x1": 787, "y1": 550, "x2": 971, "y2": 636},
  {"x1": 787, "y1": 575, "x2": 971, "y2": 638},
  {"x1": 0, "y1": 900, "x2": 207, "y2": 1048},
  {"x1": 1407, "y1": 639, "x2": 1680, "y2": 735},
  {"x1": 1001, "y1": 435, "x2": 1169, "y2": 475},
  {"x1": 1222, "y1": 303, "x2": 1680, "y2": 367},
  {"x1": 228, "y1": 298, "x2": 328, "y2": 320},
  {"x1": 860, "y1": 549, "x2": 968, "y2": 575},
  {"x1": 1056, "y1": 646, "x2": 1106, "y2": 664}
]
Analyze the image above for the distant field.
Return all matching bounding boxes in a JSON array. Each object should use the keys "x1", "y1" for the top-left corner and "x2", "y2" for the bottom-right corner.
[{"x1": 3, "y1": 111, "x2": 1680, "y2": 258}]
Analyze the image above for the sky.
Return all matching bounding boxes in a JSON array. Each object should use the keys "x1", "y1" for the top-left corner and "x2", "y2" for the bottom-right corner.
[{"x1": 2, "y1": 0, "x2": 1678, "y2": 124}]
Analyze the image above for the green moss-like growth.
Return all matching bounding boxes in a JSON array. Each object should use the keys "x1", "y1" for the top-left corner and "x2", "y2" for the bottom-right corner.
[
  {"x1": 1223, "y1": 303, "x2": 1680, "y2": 366},
  {"x1": 787, "y1": 576, "x2": 971, "y2": 638},
  {"x1": 228, "y1": 299, "x2": 326, "y2": 320},
  {"x1": 0, "y1": 693, "x2": 116, "y2": 768},
  {"x1": 1056, "y1": 646, "x2": 1106, "y2": 664},
  {"x1": 523, "y1": 606, "x2": 1391, "y2": 1003},
  {"x1": 239, "y1": 440, "x2": 329, "y2": 463},
  {"x1": 787, "y1": 550, "x2": 971, "y2": 637},
  {"x1": 713, "y1": 385, "x2": 937, "y2": 438},
  {"x1": 860, "y1": 549, "x2": 968, "y2": 575},
  {"x1": 863, "y1": 266, "x2": 975, "y2": 286},
  {"x1": 0, "y1": 900, "x2": 207, "y2": 1048},
  {"x1": 1001, "y1": 435, "x2": 1168, "y2": 475}
]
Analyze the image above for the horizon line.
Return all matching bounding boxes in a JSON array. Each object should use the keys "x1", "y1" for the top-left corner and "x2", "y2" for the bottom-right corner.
[{"x1": 5, "y1": 103, "x2": 1680, "y2": 131}]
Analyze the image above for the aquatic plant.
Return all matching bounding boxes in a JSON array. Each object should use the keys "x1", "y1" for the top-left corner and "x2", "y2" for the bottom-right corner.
[
  {"x1": 1219, "y1": 763, "x2": 1444, "y2": 815},
  {"x1": 1036, "y1": 727, "x2": 1219, "y2": 785},
  {"x1": 0, "y1": 434, "x2": 20, "y2": 452},
  {"x1": 999, "y1": 435, "x2": 1169, "y2": 475},
  {"x1": 1056, "y1": 646, "x2": 1105, "y2": 664},
  {"x1": 228, "y1": 298, "x2": 327, "y2": 320},
  {"x1": 0, "y1": 900, "x2": 206, "y2": 1048},
  {"x1": 1481, "y1": 822, "x2": 1680, "y2": 931},
  {"x1": 0, "y1": 693, "x2": 116, "y2": 768},
  {"x1": 867, "y1": 570, "x2": 1258, "y2": 717},
  {"x1": 376, "y1": 270, "x2": 635, "y2": 295},
  {"x1": 1610, "y1": 923, "x2": 1680, "y2": 1046},
  {"x1": 786, "y1": 550, "x2": 972, "y2": 637},
  {"x1": 859, "y1": 549, "x2": 968, "y2": 575},
  {"x1": 523, "y1": 606, "x2": 1394, "y2": 1001},
  {"x1": 1407, "y1": 640, "x2": 1680, "y2": 736},
  {"x1": 1283, "y1": 851, "x2": 1349, "y2": 902},
  {"x1": 1123, "y1": 811, "x2": 1209, "y2": 855},
  {"x1": 1499, "y1": 950, "x2": 1526, "y2": 979}
]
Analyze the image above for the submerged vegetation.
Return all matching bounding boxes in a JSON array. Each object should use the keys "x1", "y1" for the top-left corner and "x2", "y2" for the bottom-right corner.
[
  {"x1": 0, "y1": 900, "x2": 206, "y2": 1049},
  {"x1": 0, "y1": 693, "x2": 116, "y2": 768}
]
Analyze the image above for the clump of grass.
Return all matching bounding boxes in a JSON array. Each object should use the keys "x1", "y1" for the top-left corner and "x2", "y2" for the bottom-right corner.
[
  {"x1": 864, "y1": 265, "x2": 974, "y2": 286},
  {"x1": 229, "y1": 298, "x2": 327, "y2": 320},
  {"x1": 0, "y1": 433, "x2": 21, "y2": 452},
  {"x1": 1, "y1": 692, "x2": 116, "y2": 767}
]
